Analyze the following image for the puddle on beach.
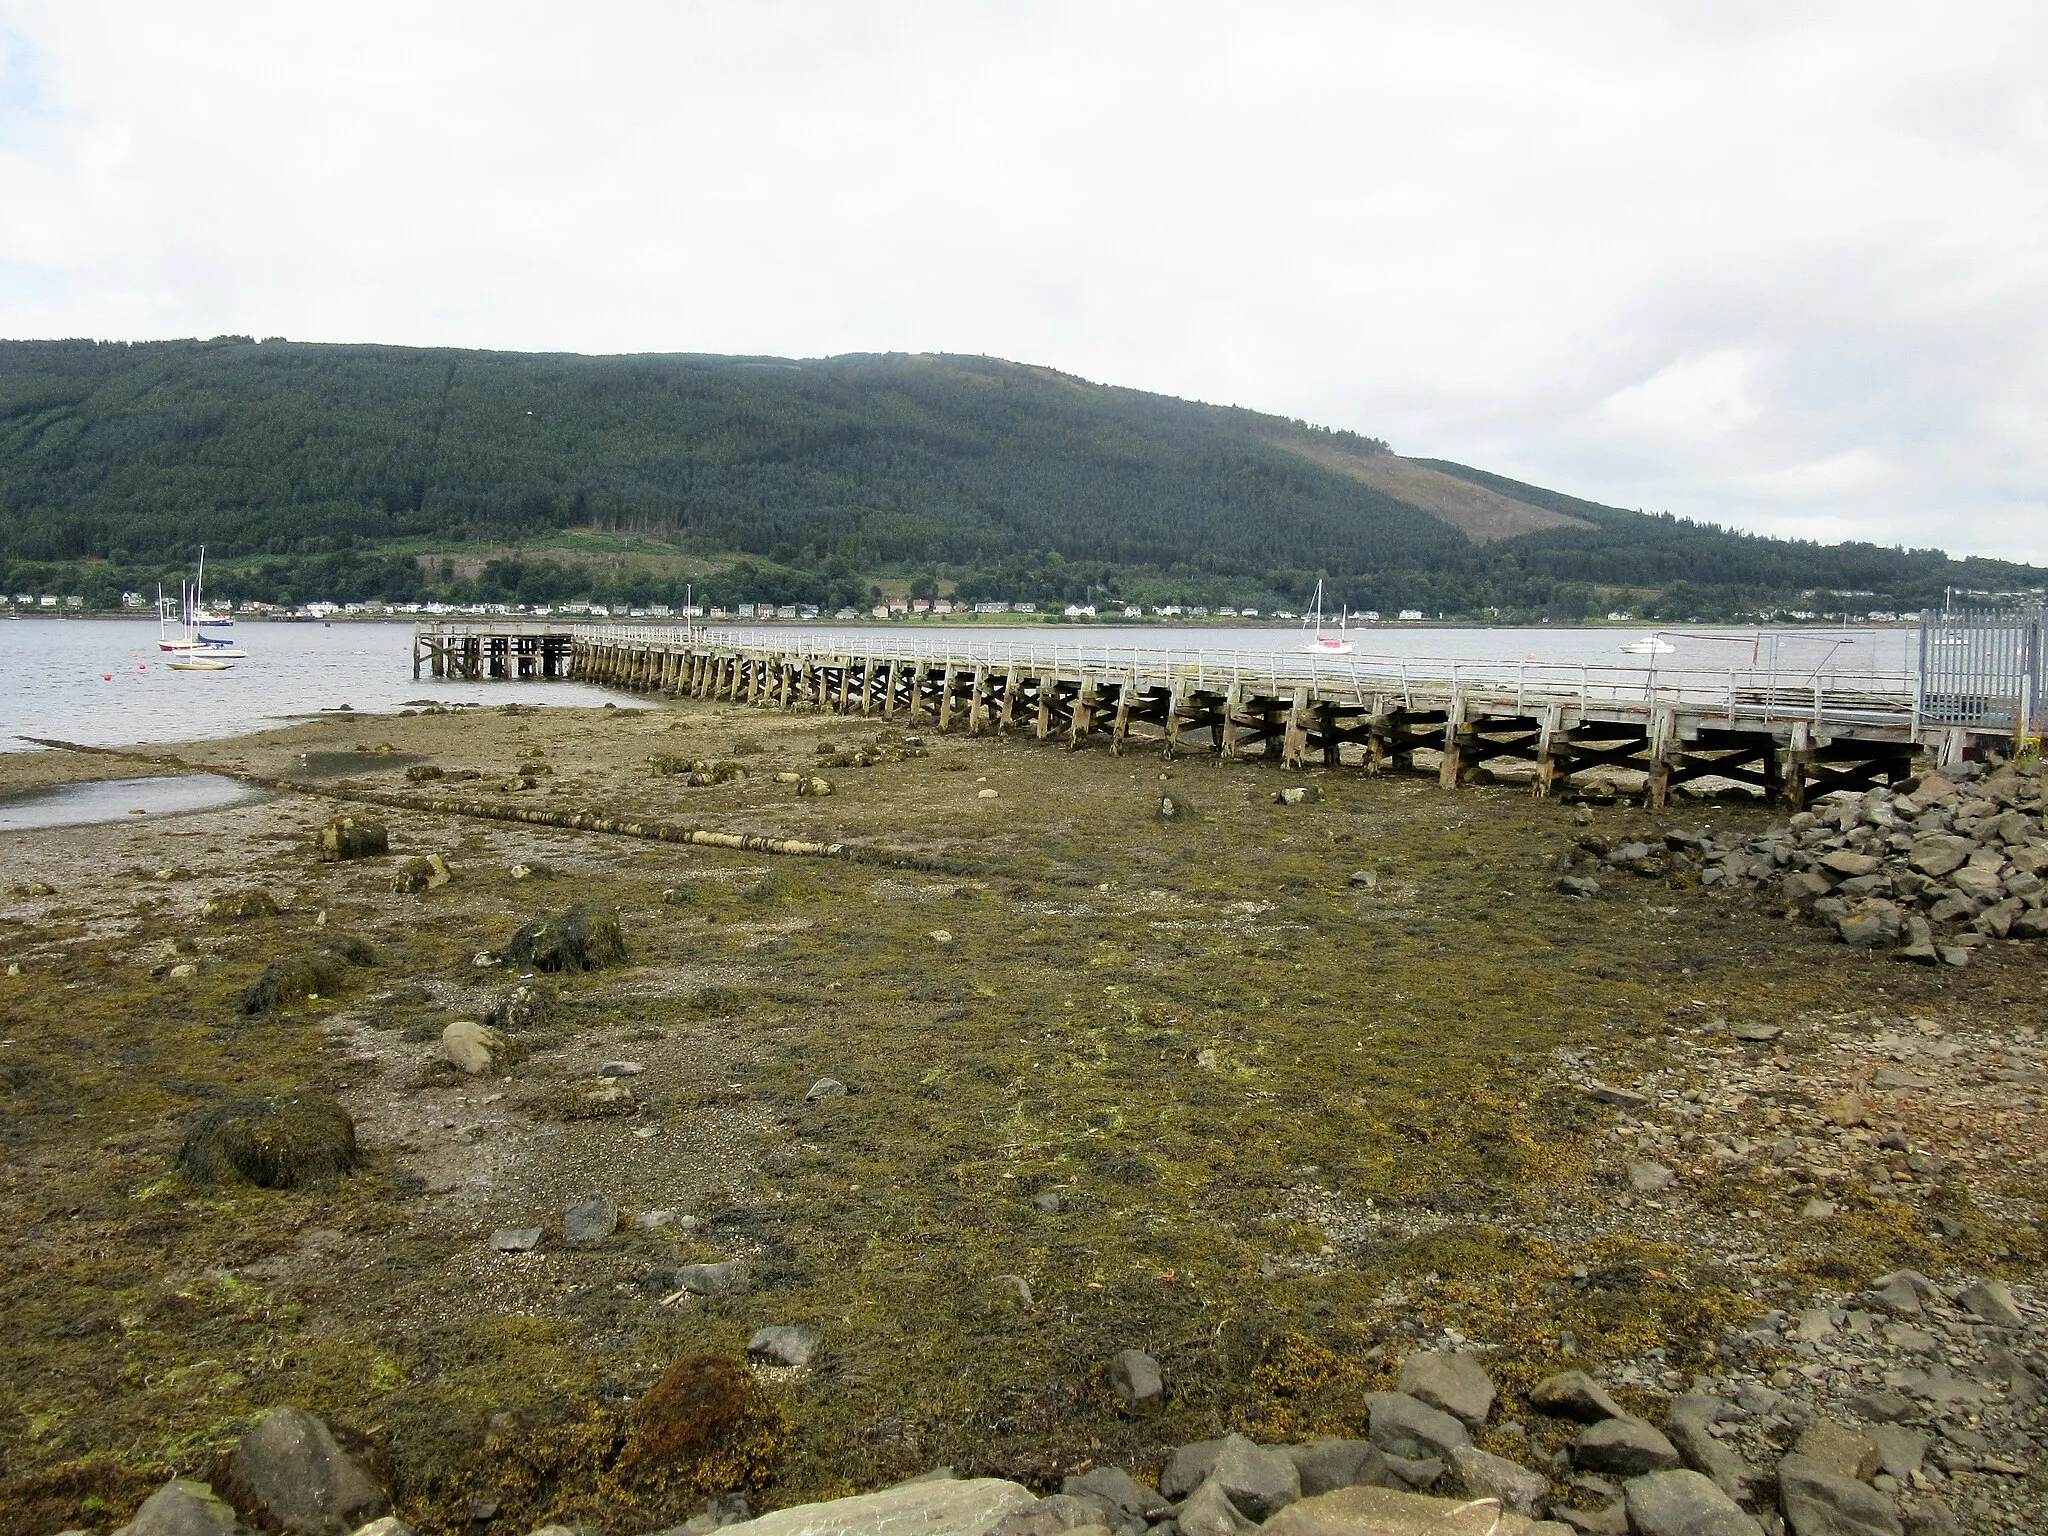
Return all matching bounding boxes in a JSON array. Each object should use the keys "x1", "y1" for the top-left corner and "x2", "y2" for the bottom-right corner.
[
  {"x1": 0, "y1": 774, "x2": 265, "y2": 832},
  {"x1": 287, "y1": 750, "x2": 428, "y2": 779}
]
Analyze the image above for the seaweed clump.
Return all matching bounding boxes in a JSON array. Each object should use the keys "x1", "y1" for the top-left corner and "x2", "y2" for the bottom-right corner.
[
  {"x1": 508, "y1": 905, "x2": 628, "y2": 973},
  {"x1": 241, "y1": 937, "x2": 375, "y2": 1014},
  {"x1": 609, "y1": 1354, "x2": 791, "y2": 1508},
  {"x1": 177, "y1": 1095, "x2": 360, "y2": 1188}
]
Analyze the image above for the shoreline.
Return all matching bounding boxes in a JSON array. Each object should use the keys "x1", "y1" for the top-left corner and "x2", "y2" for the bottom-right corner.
[{"x1": 1, "y1": 699, "x2": 2041, "y2": 1535}]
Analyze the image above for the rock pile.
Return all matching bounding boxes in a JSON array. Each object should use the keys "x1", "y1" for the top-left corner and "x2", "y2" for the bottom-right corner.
[{"x1": 1559, "y1": 759, "x2": 2045, "y2": 965}]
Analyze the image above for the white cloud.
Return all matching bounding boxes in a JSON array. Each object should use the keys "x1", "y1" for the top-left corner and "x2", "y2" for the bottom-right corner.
[{"x1": 0, "y1": 1, "x2": 2042, "y2": 560}]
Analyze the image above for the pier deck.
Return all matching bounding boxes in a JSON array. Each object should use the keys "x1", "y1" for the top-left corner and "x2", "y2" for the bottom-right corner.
[{"x1": 414, "y1": 621, "x2": 2023, "y2": 808}]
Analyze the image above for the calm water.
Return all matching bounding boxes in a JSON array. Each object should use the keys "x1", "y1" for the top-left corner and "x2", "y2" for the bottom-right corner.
[
  {"x1": 1, "y1": 616, "x2": 1916, "y2": 754},
  {"x1": 0, "y1": 773, "x2": 262, "y2": 831}
]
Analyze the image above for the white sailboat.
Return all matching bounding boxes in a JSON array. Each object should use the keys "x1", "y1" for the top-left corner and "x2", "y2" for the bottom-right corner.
[
  {"x1": 1301, "y1": 579, "x2": 1354, "y2": 655},
  {"x1": 159, "y1": 552, "x2": 247, "y2": 657},
  {"x1": 166, "y1": 579, "x2": 235, "y2": 671}
]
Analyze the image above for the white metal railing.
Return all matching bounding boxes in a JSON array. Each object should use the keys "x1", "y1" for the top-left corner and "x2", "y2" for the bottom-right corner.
[{"x1": 414, "y1": 620, "x2": 1925, "y2": 732}]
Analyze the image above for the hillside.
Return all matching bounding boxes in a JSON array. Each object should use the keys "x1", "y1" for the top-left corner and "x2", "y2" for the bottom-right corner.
[{"x1": 0, "y1": 337, "x2": 2038, "y2": 618}]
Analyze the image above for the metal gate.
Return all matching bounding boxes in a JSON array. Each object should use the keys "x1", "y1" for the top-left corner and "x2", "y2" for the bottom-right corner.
[{"x1": 1918, "y1": 602, "x2": 2044, "y2": 745}]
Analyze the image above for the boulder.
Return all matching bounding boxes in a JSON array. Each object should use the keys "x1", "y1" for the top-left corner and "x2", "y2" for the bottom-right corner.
[
  {"x1": 507, "y1": 903, "x2": 628, "y2": 972},
  {"x1": 1792, "y1": 1422, "x2": 1881, "y2": 1482},
  {"x1": 1622, "y1": 1470, "x2": 1764, "y2": 1536},
  {"x1": 113, "y1": 1478, "x2": 248, "y2": 1536},
  {"x1": 1776, "y1": 1453, "x2": 1903, "y2": 1536},
  {"x1": 203, "y1": 888, "x2": 281, "y2": 922},
  {"x1": 1530, "y1": 1371, "x2": 1628, "y2": 1423},
  {"x1": 1160, "y1": 1439, "x2": 1227, "y2": 1500},
  {"x1": 1573, "y1": 1418, "x2": 1679, "y2": 1476},
  {"x1": 1863, "y1": 1427, "x2": 1927, "y2": 1482},
  {"x1": 562, "y1": 1192, "x2": 618, "y2": 1247},
  {"x1": 389, "y1": 854, "x2": 451, "y2": 895},
  {"x1": 1177, "y1": 1478, "x2": 1260, "y2": 1536},
  {"x1": 1664, "y1": 1397, "x2": 1763, "y2": 1503},
  {"x1": 990, "y1": 1493, "x2": 1111, "y2": 1535},
  {"x1": 1838, "y1": 908, "x2": 1902, "y2": 948},
  {"x1": 223, "y1": 1406, "x2": 389, "y2": 1536},
  {"x1": 1106, "y1": 1348, "x2": 1163, "y2": 1406},
  {"x1": 178, "y1": 1097, "x2": 358, "y2": 1189},
  {"x1": 441, "y1": 1020, "x2": 505, "y2": 1075},
  {"x1": 748, "y1": 1324, "x2": 822, "y2": 1367},
  {"x1": 1379, "y1": 1455, "x2": 1446, "y2": 1493},
  {"x1": 486, "y1": 979, "x2": 559, "y2": 1032},
  {"x1": 317, "y1": 818, "x2": 388, "y2": 862},
  {"x1": 1397, "y1": 1351, "x2": 1496, "y2": 1429},
  {"x1": 1866, "y1": 1271, "x2": 1938, "y2": 1316},
  {"x1": 1628, "y1": 1161, "x2": 1678, "y2": 1194},
  {"x1": 1059, "y1": 1467, "x2": 1159, "y2": 1520},
  {"x1": 1820, "y1": 851, "x2": 1882, "y2": 878},
  {"x1": 709, "y1": 1477, "x2": 1036, "y2": 1535},
  {"x1": 1285, "y1": 1439, "x2": 1388, "y2": 1497},
  {"x1": 1261, "y1": 1483, "x2": 1568, "y2": 1535},
  {"x1": 1450, "y1": 1444, "x2": 1547, "y2": 1518},
  {"x1": 1953, "y1": 1278, "x2": 2023, "y2": 1327},
  {"x1": 1208, "y1": 1434, "x2": 1302, "y2": 1521},
  {"x1": 1366, "y1": 1391, "x2": 1472, "y2": 1462}
]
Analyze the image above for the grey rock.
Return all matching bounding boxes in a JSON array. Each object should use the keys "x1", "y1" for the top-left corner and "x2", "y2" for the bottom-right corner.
[
  {"x1": 1378, "y1": 1454, "x2": 1445, "y2": 1492},
  {"x1": 1628, "y1": 1161, "x2": 1678, "y2": 1194},
  {"x1": 441, "y1": 1019, "x2": 505, "y2": 1075},
  {"x1": 1283, "y1": 1438, "x2": 1386, "y2": 1497},
  {"x1": 225, "y1": 1406, "x2": 389, "y2": 1536},
  {"x1": 1555, "y1": 1498, "x2": 1629, "y2": 1536},
  {"x1": 1588, "y1": 1083, "x2": 1650, "y2": 1109},
  {"x1": 1845, "y1": 1392, "x2": 1912, "y2": 1424},
  {"x1": 1449, "y1": 1444, "x2": 1547, "y2": 1518},
  {"x1": 1792, "y1": 1422, "x2": 1881, "y2": 1482},
  {"x1": 489, "y1": 1227, "x2": 542, "y2": 1252},
  {"x1": 1397, "y1": 1351, "x2": 1497, "y2": 1429},
  {"x1": 1907, "y1": 835, "x2": 1972, "y2": 878},
  {"x1": 804, "y1": 1077, "x2": 847, "y2": 1102},
  {"x1": 1898, "y1": 1496, "x2": 1960, "y2": 1536},
  {"x1": 1865, "y1": 1271, "x2": 1938, "y2": 1316},
  {"x1": 562, "y1": 1192, "x2": 618, "y2": 1247},
  {"x1": 1573, "y1": 1417, "x2": 1680, "y2": 1476},
  {"x1": 1060, "y1": 1467, "x2": 1159, "y2": 1519},
  {"x1": 598, "y1": 1059, "x2": 644, "y2": 1077},
  {"x1": 1159, "y1": 1439, "x2": 1226, "y2": 1500},
  {"x1": 1208, "y1": 1433, "x2": 1301, "y2": 1521},
  {"x1": 1777, "y1": 1453, "x2": 1903, "y2": 1536},
  {"x1": 1030, "y1": 1190, "x2": 1062, "y2": 1212},
  {"x1": 747, "y1": 1324, "x2": 822, "y2": 1367},
  {"x1": 710, "y1": 1476, "x2": 1036, "y2": 1535},
  {"x1": 1107, "y1": 1348, "x2": 1164, "y2": 1406},
  {"x1": 1666, "y1": 1397, "x2": 1763, "y2": 1503},
  {"x1": 1954, "y1": 1278, "x2": 2023, "y2": 1327},
  {"x1": 672, "y1": 1260, "x2": 750, "y2": 1295},
  {"x1": 1176, "y1": 1477, "x2": 1258, "y2": 1536},
  {"x1": 1558, "y1": 875, "x2": 1603, "y2": 898},
  {"x1": 1864, "y1": 1426, "x2": 1927, "y2": 1482},
  {"x1": 1366, "y1": 1391, "x2": 1473, "y2": 1462},
  {"x1": 1623, "y1": 1469, "x2": 1765, "y2": 1536},
  {"x1": 1531, "y1": 1371, "x2": 1628, "y2": 1423},
  {"x1": 991, "y1": 1493, "x2": 1115, "y2": 1534},
  {"x1": 350, "y1": 1520, "x2": 417, "y2": 1536},
  {"x1": 114, "y1": 1479, "x2": 247, "y2": 1536}
]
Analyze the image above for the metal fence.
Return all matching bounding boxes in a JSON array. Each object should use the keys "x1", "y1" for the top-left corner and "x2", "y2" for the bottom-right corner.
[{"x1": 1918, "y1": 603, "x2": 2044, "y2": 742}]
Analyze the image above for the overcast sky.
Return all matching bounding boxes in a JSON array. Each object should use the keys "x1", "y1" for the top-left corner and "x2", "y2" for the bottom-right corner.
[{"x1": 2, "y1": 2, "x2": 2043, "y2": 560}]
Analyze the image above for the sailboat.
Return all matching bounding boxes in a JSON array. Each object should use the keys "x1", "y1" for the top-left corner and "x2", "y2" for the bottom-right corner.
[
  {"x1": 1301, "y1": 579, "x2": 1354, "y2": 655},
  {"x1": 165, "y1": 580, "x2": 235, "y2": 671},
  {"x1": 158, "y1": 553, "x2": 246, "y2": 657}
]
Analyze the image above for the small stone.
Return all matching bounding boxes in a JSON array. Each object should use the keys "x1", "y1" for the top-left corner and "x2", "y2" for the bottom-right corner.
[
  {"x1": 1030, "y1": 1189, "x2": 1062, "y2": 1212},
  {"x1": 1793, "y1": 1421, "x2": 1883, "y2": 1482},
  {"x1": 1397, "y1": 1351, "x2": 1497, "y2": 1428},
  {"x1": 1558, "y1": 875, "x2": 1603, "y2": 898},
  {"x1": 351, "y1": 1520, "x2": 417, "y2": 1536},
  {"x1": 1177, "y1": 1476, "x2": 1259, "y2": 1536},
  {"x1": 1623, "y1": 1468, "x2": 1763, "y2": 1536},
  {"x1": 1629, "y1": 1161, "x2": 1678, "y2": 1194},
  {"x1": 673, "y1": 1260, "x2": 750, "y2": 1295},
  {"x1": 112, "y1": 1478, "x2": 244, "y2": 1536},
  {"x1": 1160, "y1": 1439, "x2": 1226, "y2": 1500},
  {"x1": 748, "y1": 1323, "x2": 822, "y2": 1367},
  {"x1": 1574, "y1": 1418, "x2": 1680, "y2": 1476},
  {"x1": 1450, "y1": 1444, "x2": 1548, "y2": 1518},
  {"x1": 1531, "y1": 1371, "x2": 1629, "y2": 1423},
  {"x1": 1588, "y1": 1083, "x2": 1650, "y2": 1109},
  {"x1": 1868, "y1": 1270, "x2": 1939, "y2": 1315},
  {"x1": 1061, "y1": 1466, "x2": 1159, "y2": 1519},
  {"x1": 441, "y1": 1020, "x2": 506, "y2": 1076},
  {"x1": 804, "y1": 1077, "x2": 847, "y2": 1101},
  {"x1": 489, "y1": 1227, "x2": 542, "y2": 1252},
  {"x1": 562, "y1": 1192, "x2": 618, "y2": 1247},
  {"x1": 977, "y1": 788, "x2": 999, "y2": 800},
  {"x1": 1954, "y1": 1278, "x2": 2023, "y2": 1327},
  {"x1": 1731, "y1": 1022, "x2": 1783, "y2": 1042},
  {"x1": 1107, "y1": 1348, "x2": 1164, "y2": 1406},
  {"x1": 1284, "y1": 1439, "x2": 1387, "y2": 1497},
  {"x1": 1864, "y1": 1426, "x2": 1928, "y2": 1481},
  {"x1": 598, "y1": 1060, "x2": 644, "y2": 1077},
  {"x1": 928, "y1": 929, "x2": 954, "y2": 944},
  {"x1": 633, "y1": 1209, "x2": 679, "y2": 1229}
]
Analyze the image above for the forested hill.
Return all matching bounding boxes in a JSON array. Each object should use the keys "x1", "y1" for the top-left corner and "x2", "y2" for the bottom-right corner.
[{"x1": 0, "y1": 337, "x2": 2037, "y2": 618}]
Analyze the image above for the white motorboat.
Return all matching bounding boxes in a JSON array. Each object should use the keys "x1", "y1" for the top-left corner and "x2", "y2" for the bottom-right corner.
[{"x1": 1621, "y1": 635, "x2": 1677, "y2": 655}]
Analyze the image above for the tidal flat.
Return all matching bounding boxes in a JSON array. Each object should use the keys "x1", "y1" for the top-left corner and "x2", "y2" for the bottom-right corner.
[{"x1": 1, "y1": 698, "x2": 2042, "y2": 1534}]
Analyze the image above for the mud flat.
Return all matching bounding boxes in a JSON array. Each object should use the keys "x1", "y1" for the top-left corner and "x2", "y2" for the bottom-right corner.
[{"x1": 1, "y1": 698, "x2": 2041, "y2": 1535}]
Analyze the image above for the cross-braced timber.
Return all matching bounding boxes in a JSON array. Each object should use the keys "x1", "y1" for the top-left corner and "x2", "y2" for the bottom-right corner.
[{"x1": 413, "y1": 621, "x2": 2021, "y2": 806}]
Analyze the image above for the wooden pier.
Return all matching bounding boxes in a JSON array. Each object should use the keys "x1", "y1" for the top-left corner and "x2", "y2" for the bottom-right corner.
[{"x1": 412, "y1": 622, "x2": 2018, "y2": 808}]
